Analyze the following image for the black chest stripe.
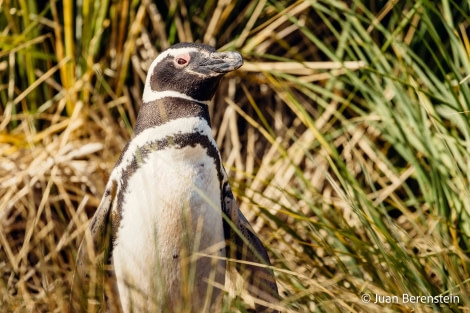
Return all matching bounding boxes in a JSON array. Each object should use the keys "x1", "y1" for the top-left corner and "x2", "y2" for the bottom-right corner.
[
  {"x1": 111, "y1": 131, "x2": 224, "y2": 248},
  {"x1": 114, "y1": 99, "x2": 210, "y2": 169},
  {"x1": 134, "y1": 98, "x2": 211, "y2": 135}
]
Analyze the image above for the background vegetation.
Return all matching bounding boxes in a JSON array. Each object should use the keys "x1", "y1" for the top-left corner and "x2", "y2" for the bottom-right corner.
[{"x1": 1, "y1": 0, "x2": 469, "y2": 312}]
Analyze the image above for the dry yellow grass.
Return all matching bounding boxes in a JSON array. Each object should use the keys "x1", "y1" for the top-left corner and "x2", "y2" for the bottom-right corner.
[{"x1": 2, "y1": 1, "x2": 470, "y2": 312}]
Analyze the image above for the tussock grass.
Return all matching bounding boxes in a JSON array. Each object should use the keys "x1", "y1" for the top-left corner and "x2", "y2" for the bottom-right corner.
[{"x1": 1, "y1": 0, "x2": 469, "y2": 312}]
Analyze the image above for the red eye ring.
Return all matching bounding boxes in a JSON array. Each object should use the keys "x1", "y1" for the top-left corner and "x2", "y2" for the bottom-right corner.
[
  {"x1": 176, "y1": 58, "x2": 187, "y2": 65},
  {"x1": 174, "y1": 53, "x2": 191, "y2": 67}
]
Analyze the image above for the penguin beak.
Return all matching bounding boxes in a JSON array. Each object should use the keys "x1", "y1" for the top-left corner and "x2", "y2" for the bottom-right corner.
[{"x1": 203, "y1": 51, "x2": 244, "y2": 74}]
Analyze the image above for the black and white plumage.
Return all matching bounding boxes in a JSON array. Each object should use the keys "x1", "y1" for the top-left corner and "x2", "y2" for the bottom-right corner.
[{"x1": 70, "y1": 42, "x2": 279, "y2": 313}]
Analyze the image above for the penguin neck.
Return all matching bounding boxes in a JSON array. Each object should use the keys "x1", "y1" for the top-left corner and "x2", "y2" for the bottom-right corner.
[{"x1": 134, "y1": 97, "x2": 212, "y2": 134}]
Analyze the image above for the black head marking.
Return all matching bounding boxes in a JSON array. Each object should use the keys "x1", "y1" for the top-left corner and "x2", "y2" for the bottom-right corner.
[{"x1": 147, "y1": 43, "x2": 243, "y2": 101}]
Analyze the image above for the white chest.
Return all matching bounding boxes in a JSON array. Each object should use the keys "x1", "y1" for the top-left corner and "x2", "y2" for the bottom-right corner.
[{"x1": 112, "y1": 143, "x2": 226, "y2": 312}]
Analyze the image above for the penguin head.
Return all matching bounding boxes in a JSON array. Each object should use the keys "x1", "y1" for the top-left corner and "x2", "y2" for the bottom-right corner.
[{"x1": 143, "y1": 43, "x2": 243, "y2": 102}]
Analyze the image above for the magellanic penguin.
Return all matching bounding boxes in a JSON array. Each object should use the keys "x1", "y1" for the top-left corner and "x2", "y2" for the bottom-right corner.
[{"x1": 70, "y1": 42, "x2": 279, "y2": 313}]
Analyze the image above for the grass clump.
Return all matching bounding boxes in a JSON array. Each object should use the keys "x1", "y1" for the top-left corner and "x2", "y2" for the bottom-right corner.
[{"x1": 1, "y1": 0, "x2": 469, "y2": 312}]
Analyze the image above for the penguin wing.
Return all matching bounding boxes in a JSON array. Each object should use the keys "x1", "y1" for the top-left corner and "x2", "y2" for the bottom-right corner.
[
  {"x1": 221, "y1": 182, "x2": 280, "y2": 313},
  {"x1": 70, "y1": 180, "x2": 122, "y2": 313}
]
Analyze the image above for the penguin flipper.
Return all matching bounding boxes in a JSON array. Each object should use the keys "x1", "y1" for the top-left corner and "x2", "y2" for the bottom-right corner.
[
  {"x1": 70, "y1": 180, "x2": 122, "y2": 313},
  {"x1": 222, "y1": 183, "x2": 280, "y2": 313}
]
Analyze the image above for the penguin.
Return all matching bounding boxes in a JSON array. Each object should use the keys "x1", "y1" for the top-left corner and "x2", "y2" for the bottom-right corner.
[{"x1": 70, "y1": 42, "x2": 279, "y2": 313}]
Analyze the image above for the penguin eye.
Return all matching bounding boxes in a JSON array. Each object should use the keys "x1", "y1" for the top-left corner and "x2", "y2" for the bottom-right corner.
[
  {"x1": 176, "y1": 58, "x2": 187, "y2": 65},
  {"x1": 174, "y1": 53, "x2": 190, "y2": 68}
]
